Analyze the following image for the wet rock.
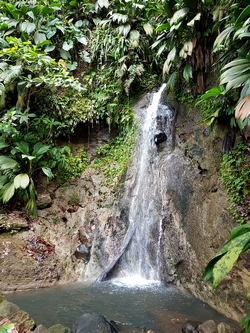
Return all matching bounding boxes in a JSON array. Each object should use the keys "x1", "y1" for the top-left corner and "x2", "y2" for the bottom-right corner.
[
  {"x1": 72, "y1": 313, "x2": 118, "y2": 333},
  {"x1": 74, "y1": 244, "x2": 90, "y2": 262},
  {"x1": 198, "y1": 320, "x2": 217, "y2": 333},
  {"x1": 34, "y1": 324, "x2": 50, "y2": 333},
  {"x1": 37, "y1": 193, "x2": 52, "y2": 209},
  {"x1": 49, "y1": 324, "x2": 71, "y2": 333},
  {"x1": 182, "y1": 323, "x2": 198, "y2": 333},
  {"x1": 154, "y1": 132, "x2": 167, "y2": 145},
  {"x1": 0, "y1": 293, "x2": 35, "y2": 331}
]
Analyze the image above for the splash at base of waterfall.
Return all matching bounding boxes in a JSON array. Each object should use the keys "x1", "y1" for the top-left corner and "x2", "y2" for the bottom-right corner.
[{"x1": 111, "y1": 275, "x2": 161, "y2": 288}]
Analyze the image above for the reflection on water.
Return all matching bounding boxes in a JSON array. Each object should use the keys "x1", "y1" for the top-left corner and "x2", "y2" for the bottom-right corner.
[{"x1": 5, "y1": 280, "x2": 235, "y2": 333}]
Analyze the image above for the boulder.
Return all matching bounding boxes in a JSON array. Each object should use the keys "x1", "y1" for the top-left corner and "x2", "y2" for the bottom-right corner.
[
  {"x1": 72, "y1": 313, "x2": 118, "y2": 333},
  {"x1": 154, "y1": 132, "x2": 167, "y2": 145},
  {"x1": 198, "y1": 320, "x2": 217, "y2": 333},
  {"x1": 49, "y1": 324, "x2": 71, "y2": 333},
  {"x1": 36, "y1": 194, "x2": 52, "y2": 209},
  {"x1": 34, "y1": 325, "x2": 50, "y2": 333},
  {"x1": 0, "y1": 292, "x2": 35, "y2": 331},
  {"x1": 217, "y1": 322, "x2": 236, "y2": 333},
  {"x1": 182, "y1": 323, "x2": 198, "y2": 333}
]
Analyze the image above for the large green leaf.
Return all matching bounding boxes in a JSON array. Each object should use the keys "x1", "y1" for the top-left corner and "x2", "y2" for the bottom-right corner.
[
  {"x1": 42, "y1": 167, "x2": 54, "y2": 178},
  {"x1": 204, "y1": 229, "x2": 250, "y2": 289},
  {"x1": 15, "y1": 141, "x2": 29, "y2": 155},
  {"x1": 62, "y1": 40, "x2": 73, "y2": 51},
  {"x1": 26, "y1": 178, "x2": 37, "y2": 218},
  {"x1": 235, "y1": 4, "x2": 250, "y2": 25},
  {"x1": 213, "y1": 26, "x2": 234, "y2": 51},
  {"x1": 183, "y1": 63, "x2": 192, "y2": 82},
  {"x1": 1, "y1": 181, "x2": 15, "y2": 203},
  {"x1": 14, "y1": 173, "x2": 30, "y2": 189},
  {"x1": 0, "y1": 156, "x2": 18, "y2": 170},
  {"x1": 19, "y1": 21, "x2": 36, "y2": 34},
  {"x1": 212, "y1": 246, "x2": 244, "y2": 289},
  {"x1": 33, "y1": 142, "x2": 50, "y2": 156},
  {"x1": 34, "y1": 31, "x2": 46, "y2": 44}
]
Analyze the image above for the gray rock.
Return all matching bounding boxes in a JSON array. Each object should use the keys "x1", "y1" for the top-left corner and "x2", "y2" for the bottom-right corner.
[
  {"x1": 72, "y1": 313, "x2": 118, "y2": 333},
  {"x1": 0, "y1": 298, "x2": 35, "y2": 331},
  {"x1": 182, "y1": 323, "x2": 198, "y2": 333},
  {"x1": 198, "y1": 320, "x2": 217, "y2": 333},
  {"x1": 37, "y1": 193, "x2": 52, "y2": 209},
  {"x1": 49, "y1": 323, "x2": 71, "y2": 333},
  {"x1": 34, "y1": 324, "x2": 50, "y2": 333}
]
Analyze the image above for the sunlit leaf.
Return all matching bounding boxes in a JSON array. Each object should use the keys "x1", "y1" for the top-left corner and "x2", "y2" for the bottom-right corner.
[
  {"x1": 143, "y1": 23, "x2": 154, "y2": 36},
  {"x1": 98, "y1": 0, "x2": 109, "y2": 8},
  {"x1": 19, "y1": 21, "x2": 36, "y2": 34},
  {"x1": 187, "y1": 13, "x2": 201, "y2": 27},
  {"x1": 34, "y1": 31, "x2": 46, "y2": 44},
  {"x1": 62, "y1": 40, "x2": 74, "y2": 51},
  {"x1": 14, "y1": 174, "x2": 30, "y2": 189},
  {"x1": 235, "y1": 94, "x2": 250, "y2": 120},
  {"x1": 170, "y1": 8, "x2": 189, "y2": 26},
  {"x1": 0, "y1": 323, "x2": 14, "y2": 333}
]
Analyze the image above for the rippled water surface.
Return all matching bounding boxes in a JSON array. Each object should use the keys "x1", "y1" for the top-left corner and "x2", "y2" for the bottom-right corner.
[{"x1": 6, "y1": 279, "x2": 234, "y2": 333}]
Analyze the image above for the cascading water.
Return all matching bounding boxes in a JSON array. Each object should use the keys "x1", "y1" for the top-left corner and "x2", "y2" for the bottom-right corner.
[{"x1": 98, "y1": 84, "x2": 176, "y2": 283}]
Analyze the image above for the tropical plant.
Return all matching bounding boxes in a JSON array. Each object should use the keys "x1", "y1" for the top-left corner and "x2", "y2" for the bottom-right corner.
[
  {"x1": 199, "y1": 1, "x2": 250, "y2": 130},
  {"x1": 204, "y1": 221, "x2": 250, "y2": 290},
  {"x1": 152, "y1": 0, "x2": 216, "y2": 95},
  {"x1": 0, "y1": 141, "x2": 53, "y2": 218}
]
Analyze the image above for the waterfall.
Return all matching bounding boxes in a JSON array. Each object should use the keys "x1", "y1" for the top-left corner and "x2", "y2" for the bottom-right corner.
[{"x1": 97, "y1": 85, "x2": 175, "y2": 283}]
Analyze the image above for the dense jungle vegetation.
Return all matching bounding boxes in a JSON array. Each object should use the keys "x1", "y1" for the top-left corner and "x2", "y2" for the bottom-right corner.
[{"x1": 1, "y1": 0, "x2": 250, "y2": 330}]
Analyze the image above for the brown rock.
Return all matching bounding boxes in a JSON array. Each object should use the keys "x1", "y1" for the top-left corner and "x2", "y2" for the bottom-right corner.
[
  {"x1": 198, "y1": 320, "x2": 217, "y2": 333},
  {"x1": 0, "y1": 299, "x2": 35, "y2": 331}
]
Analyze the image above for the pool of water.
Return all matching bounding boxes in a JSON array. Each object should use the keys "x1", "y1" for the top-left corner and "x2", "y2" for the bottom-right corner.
[{"x1": 6, "y1": 279, "x2": 234, "y2": 333}]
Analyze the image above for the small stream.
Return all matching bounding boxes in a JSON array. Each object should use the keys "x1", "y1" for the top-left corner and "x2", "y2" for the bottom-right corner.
[{"x1": 6, "y1": 279, "x2": 234, "y2": 333}]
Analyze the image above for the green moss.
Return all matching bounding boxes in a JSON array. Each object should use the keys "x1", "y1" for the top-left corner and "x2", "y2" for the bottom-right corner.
[
  {"x1": 221, "y1": 142, "x2": 250, "y2": 223},
  {"x1": 91, "y1": 125, "x2": 137, "y2": 188}
]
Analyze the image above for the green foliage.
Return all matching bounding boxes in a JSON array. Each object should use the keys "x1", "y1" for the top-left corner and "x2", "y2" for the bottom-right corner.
[
  {"x1": 204, "y1": 222, "x2": 250, "y2": 289},
  {"x1": 196, "y1": 85, "x2": 236, "y2": 128},
  {"x1": 0, "y1": 140, "x2": 53, "y2": 218},
  {"x1": 0, "y1": 323, "x2": 14, "y2": 333},
  {"x1": 152, "y1": 0, "x2": 215, "y2": 95},
  {"x1": 92, "y1": 126, "x2": 136, "y2": 187},
  {"x1": 199, "y1": 1, "x2": 250, "y2": 131},
  {"x1": 221, "y1": 143, "x2": 250, "y2": 223},
  {"x1": 241, "y1": 309, "x2": 250, "y2": 333},
  {"x1": 49, "y1": 146, "x2": 88, "y2": 185}
]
